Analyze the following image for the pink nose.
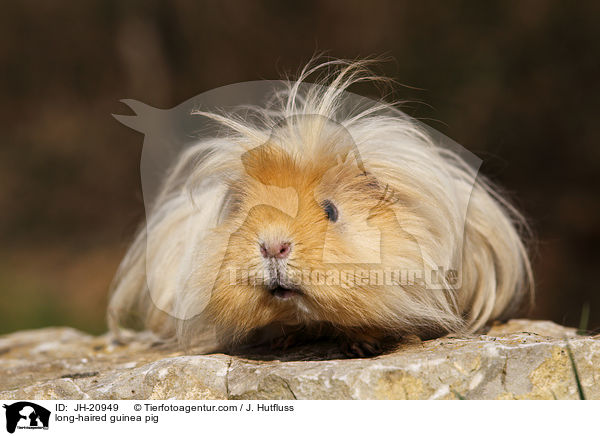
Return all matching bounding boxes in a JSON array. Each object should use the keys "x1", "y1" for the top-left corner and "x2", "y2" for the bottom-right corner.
[{"x1": 260, "y1": 241, "x2": 291, "y2": 259}]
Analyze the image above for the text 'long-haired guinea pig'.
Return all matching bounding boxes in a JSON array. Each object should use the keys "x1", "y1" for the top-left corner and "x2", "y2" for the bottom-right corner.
[{"x1": 108, "y1": 59, "x2": 533, "y2": 357}]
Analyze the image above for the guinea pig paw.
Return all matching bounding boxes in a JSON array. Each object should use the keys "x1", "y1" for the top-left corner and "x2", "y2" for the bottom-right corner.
[{"x1": 341, "y1": 336, "x2": 383, "y2": 358}]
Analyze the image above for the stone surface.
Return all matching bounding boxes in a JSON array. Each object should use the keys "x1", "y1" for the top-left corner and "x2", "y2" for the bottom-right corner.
[{"x1": 0, "y1": 320, "x2": 598, "y2": 400}]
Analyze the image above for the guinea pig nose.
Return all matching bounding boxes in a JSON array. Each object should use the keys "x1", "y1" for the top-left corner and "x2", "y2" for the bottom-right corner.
[{"x1": 260, "y1": 241, "x2": 291, "y2": 259}]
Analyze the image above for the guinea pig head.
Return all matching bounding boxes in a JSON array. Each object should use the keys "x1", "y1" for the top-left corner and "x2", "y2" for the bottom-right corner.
[{"x1": 203, "y1": 141, "x2": 416, "y2": 340}]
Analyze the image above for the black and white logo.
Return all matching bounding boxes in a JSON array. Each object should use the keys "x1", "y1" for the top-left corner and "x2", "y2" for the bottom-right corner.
[{"x1": 3, "y1": 402, "x2": 50, "y2": 433}]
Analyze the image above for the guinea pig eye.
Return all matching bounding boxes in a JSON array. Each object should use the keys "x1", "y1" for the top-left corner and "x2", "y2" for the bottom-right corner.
[{"x1": 321, "y1": 200, "x2": 338, "y2": 222}]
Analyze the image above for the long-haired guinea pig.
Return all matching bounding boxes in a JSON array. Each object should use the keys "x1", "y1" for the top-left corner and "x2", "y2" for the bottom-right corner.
[{"x1": 108, "y1": 60, "x2": 533, "y2": 357}]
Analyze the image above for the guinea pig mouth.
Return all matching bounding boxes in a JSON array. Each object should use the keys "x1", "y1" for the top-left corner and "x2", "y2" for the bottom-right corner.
[{"x1": 269, "y1": 285, "x2": 303, "y2": 300}]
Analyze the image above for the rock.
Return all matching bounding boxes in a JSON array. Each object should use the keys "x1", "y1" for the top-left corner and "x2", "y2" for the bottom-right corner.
[{"x1": 0, "y1": 320, "x2": 598, "y2": 400}]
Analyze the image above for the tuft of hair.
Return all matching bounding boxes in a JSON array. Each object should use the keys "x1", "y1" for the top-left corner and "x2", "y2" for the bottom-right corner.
[{"x1": 108, "y1": 58, "x2": 534, "y2": 349}]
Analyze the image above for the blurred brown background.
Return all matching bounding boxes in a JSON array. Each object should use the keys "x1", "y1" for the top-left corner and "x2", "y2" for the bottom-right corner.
[{"x1": 1, "y1": 1, "x2": 598, "y2": 335}]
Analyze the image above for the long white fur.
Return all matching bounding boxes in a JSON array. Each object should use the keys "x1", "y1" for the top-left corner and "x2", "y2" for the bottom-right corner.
[{"x1": 108, "y1": 59, "x2": 533, "y2": 348}]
